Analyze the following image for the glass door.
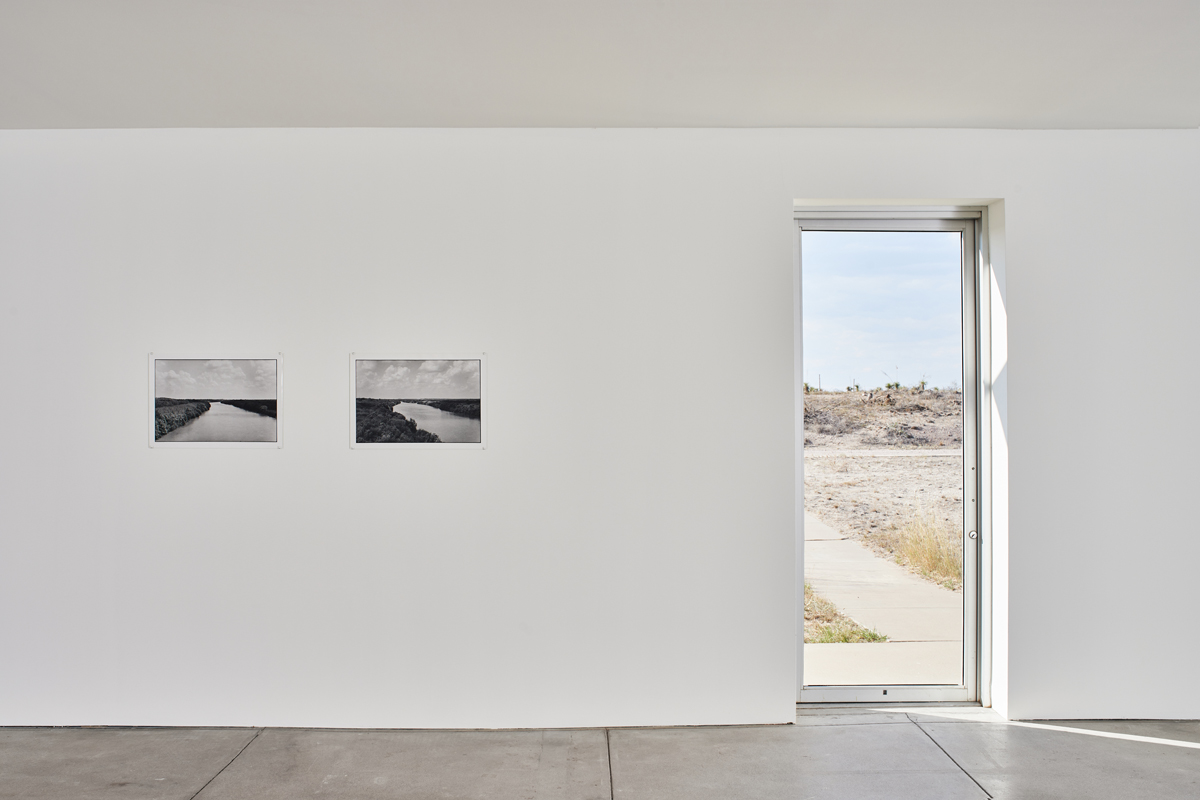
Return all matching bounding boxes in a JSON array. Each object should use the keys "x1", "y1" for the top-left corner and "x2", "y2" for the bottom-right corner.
[{"x1": 797, "y1": 217, "x2": 979, "y2": 703}]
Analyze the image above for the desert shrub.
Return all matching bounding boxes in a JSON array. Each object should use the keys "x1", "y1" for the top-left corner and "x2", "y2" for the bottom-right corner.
[
  {"x1": 871, "y1": 512, "x2": 962, "y2": 589},
  {"x1": 803, "y1": 394, "x2": 868, "y2": 434}
]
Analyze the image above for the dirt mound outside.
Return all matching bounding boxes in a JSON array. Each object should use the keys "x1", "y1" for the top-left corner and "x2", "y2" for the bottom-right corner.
[{"x1": 803, "y1": 388, "x2": 962, "y2": 450}]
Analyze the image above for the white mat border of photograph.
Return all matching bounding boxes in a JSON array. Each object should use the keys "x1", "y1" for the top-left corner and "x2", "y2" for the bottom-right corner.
[
  {"x1": 349, "y1": 353, "x2": 487, "y2": 450},
  {"x1": 147, "y1": 353, "x2": 284, "y2": 449}
]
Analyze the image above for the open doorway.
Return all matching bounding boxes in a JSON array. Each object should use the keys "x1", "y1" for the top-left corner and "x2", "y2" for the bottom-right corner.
[{"x1": 797, "y1": 215, "x2": 981, "y2": 703}]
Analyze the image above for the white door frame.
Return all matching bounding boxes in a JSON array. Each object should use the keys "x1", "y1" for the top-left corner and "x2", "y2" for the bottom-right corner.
[{"x1": 794, "y1": 207, "x2": 993, "y2": 704}]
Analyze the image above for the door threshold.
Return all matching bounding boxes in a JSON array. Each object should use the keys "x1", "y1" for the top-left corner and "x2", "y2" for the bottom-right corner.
[{"x1": 797, "y1": 701, "x2": 984, "y2": 709}]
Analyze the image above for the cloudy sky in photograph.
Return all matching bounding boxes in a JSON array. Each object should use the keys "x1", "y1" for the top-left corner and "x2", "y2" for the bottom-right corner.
[
  {"x1": 802, "y1": 231, "x2": 963, "y2": 391},
  {"x1": 155, "y1": 359, "x2": 277, "y2": 399},
  {"x1": 357, "y1": 360, "x2": 481, "y2": 399}
]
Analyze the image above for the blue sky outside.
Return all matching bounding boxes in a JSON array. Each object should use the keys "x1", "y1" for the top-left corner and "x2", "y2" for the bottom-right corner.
[{"x1": 802, "y1": 231, "x2": 962, "y2": 392}]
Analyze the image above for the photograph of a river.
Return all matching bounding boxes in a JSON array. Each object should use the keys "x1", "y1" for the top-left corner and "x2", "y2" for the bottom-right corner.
[
  {"x1": 354, "y1": 358, "x2": 484, "y2": 445},
  {"x1": 392, "y1": 402, "x2": 481, "y2": 443},
  {"x1": 153, "y1": 358, "x2": 280, "y2": 444},
  {"x1": 158, "y1": 402, "x2": 277, "y2": 442}
]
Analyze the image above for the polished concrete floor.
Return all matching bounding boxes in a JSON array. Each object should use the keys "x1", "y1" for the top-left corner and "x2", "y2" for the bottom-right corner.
[{"x1": 2, "y1": 708, "x2": 1198, "y2": 799}]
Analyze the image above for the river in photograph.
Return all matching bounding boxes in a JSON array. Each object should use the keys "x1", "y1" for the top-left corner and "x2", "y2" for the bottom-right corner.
[
  {"x1": 393, "y1": 402, "x2": 481, "y2": 443},
  {"x1": 158, "y1": 402, "x2": 277, "y2": 442}
]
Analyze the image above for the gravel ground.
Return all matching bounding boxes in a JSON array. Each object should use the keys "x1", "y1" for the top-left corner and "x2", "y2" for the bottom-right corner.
[
  {"x1": 804, "y1": 453, "x2": 964, "y2": 542},
  {"x1": 803, "y1": 389, "x2": 963, "y2": 450},
  {"x1": 803, "y1": 389, "x2": 966, "y2": 589}
]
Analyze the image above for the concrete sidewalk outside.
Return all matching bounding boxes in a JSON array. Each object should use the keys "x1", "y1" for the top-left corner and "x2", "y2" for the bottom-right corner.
[{"x1": 804, "y1": 510, "x2": 963, "y2": 685}]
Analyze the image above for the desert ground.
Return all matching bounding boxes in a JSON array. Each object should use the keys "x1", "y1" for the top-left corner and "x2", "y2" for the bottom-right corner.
[
  {"x1": 803, "y1": 387, "x2": 962, "y2": 450},
  {"x1": 804, "y1": 388, "x2": 965, "y2": 590}
]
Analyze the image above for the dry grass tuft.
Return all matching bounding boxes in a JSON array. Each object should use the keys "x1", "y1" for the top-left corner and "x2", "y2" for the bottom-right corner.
[
  {"x1": 828, "y1": 456, "x2": 851, "y2": 473},
  {"x1": 869, "y1": 511, "x2": 962, "y2": 590},
  {"x1": 804, "y1": 583, "x2": 887, "y2": 643}
]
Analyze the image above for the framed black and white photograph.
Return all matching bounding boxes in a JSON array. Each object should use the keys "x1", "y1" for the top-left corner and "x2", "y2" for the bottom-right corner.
[
  {"x1": 149, "y1": 355, "x2": 282, "y2": 448},
  {"x1": 351, "y1": 355, "x2": 486, "y2": 449}
]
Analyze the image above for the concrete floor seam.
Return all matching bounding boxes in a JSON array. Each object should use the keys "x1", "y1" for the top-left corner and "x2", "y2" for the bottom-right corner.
[
  {"x1": 605, "y1": 728, "x2": 615, "y2": 800},
  {"x1": 909, "y1": 717, "x2": 993, "y2": 799},
  {"x1": 188, "y1": 728, "x2": 262, "y2": 800}
]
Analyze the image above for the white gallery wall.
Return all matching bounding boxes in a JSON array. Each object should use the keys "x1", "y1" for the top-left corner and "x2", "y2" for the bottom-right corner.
[{"x1": 0, "y1": 128, "x2": 1196, "y2": 726}]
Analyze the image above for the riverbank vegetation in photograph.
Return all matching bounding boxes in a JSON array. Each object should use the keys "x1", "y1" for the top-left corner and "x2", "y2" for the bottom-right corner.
[
  {"x1": 219, "y1": 398, "x2": 277, "y2": 418},
  {"x1": 356, "y1": 399, "x2": 441, "y2": 443},
  {"x1": 154, "y1": 399, "x2": 211, "y2": 439}
]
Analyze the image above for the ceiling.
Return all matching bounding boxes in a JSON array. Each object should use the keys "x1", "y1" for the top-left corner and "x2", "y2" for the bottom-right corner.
[{"x1": 2, "y1": 0, "x2": 1197, "y2": 130}]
